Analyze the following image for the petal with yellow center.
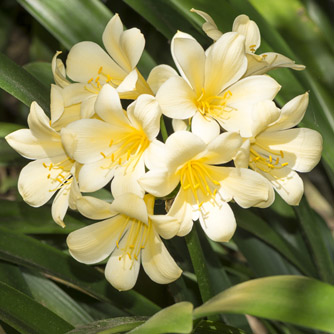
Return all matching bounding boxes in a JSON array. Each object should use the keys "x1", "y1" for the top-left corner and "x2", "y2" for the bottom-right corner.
[
  {"x1": 142, "y1": 230, "x2": 182, "y2": 284},
  {"x1": 147, "y1": 64, "x2": 179, "y2": 95},
  {"x1": 67, "y1": 215, "x2": 124, "y2": 264},
  {"x1": 61, "y1": 83, "x2": 94, "y2": 107},
  {"x1": 191, "y1": 112, "x2": 220, "y2": 143}
]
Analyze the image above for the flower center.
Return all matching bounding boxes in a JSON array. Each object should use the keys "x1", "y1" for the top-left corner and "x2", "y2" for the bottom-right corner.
[
  {"x1": 43, "y1": 157, "x2": 75, "y2": 192},
  {"x1": 195, "y1": 88, "x2": 234, "y2": 121},
  {"x1": 249, "y1": 142, "x2": 288, "y2": 174},
  {"x1": 178, "y1": 160, "x2": 220, "y2": 207},
  {"x1": 117, "y1": 216, "x2": 150, "y2": 266},
  {"x1": 84, "y1": 66, "x2": 120, "y2": 94},
  {"x1": 100, "y1": 126, "x2": 150, "y2": 173}
]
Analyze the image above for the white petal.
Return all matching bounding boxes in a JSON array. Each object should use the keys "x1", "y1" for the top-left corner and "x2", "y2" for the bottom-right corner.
[
  {"x1": 116, "y1": 69, "x2": 139, "y2": 98},
  {"x1": 51, "y1": 51, "x2": 69, "y2": 87},
  {"x1": 67, "y1": 216, "x2": 124, "y2": 264},
  {"x1": 76, "y1": 196, "x2": 114, "y2": 220},
  {"x1": 205, "y1": 32, "x2": 247, "y2": 96},
  {"x1": 51, "y1": 185, "x2": 70, "y2": 227},
  {"x1": 61, "y1": 83, "x2": 93, "y2": 107},
  {"x1": 142, "y1": 230, "x2": 182, "y2": 284},
  {"x1": 156, "y1": 76, "x2": 197, "y2": 119},
  {"x1": 150, "y1": 214, "x2": 180, "y2": 239},
  {"x1": 205, "y1": 132, "x2": 242, "y2": 164},
  {"x1": 66, "y1": 41, "x2": 126, "y2": 83},
  {"x1": 61, "y1": 119, "x2": 114, "y2": 163},
  {"x1": 103, "y1": 14, "x2": 144, "y2": 72},
  {"x1": 78, "y1": 159, "x2": 114, "y2": 192},
  {"x1": 50, "y1": 85, "x2": 64, "y2": 124},
  {"x1": 172, "y1": 119, "x2": 188, "y2": 132},
  {"x1": 221, "y1": 75, "x2": 281, "y2": 136},
  {"x1": 110, "y1": 193, "x2": 148, "y2": 224},
  {"x1": 191, "y1": 112, "x2": 220, "y2": 143},
  {"x1": 105, "y1": 236, "x2": 141, "y2": 291},
  {"x1": 95, "y1": 85, "x2": 127, "y2": 125},
  {"x1": 232, "y1": 15, "x2": 260, "y2": 52},
  {"x1": 268, "y1": 93, "x2": 309, "y2": 131},
  {"x1": 234, "y1": 139, "x2": 250, "y2": 168},
  {"x1": 80, "y1": 96, "x2": 97, "y2": 119},
  {"x1": 199, "y1": 200, "x2": 236, "y2": 242},
  {"x1": 147, "y1": 64, "x2": 179, "y2": 95},
  {"x1": 171, "y1": 31, "x2": 205, "y2": 93},
  {"x1": 144, "y1": 139, "x2": 166, "y2": 170},
  {"x1": 190, "y1": 9, "x2": 222, "y2": 41},
  {"x1": 256, "y1": 128, "x2": 323, "y2": 172},
  {"x1": 260, "y1": 168, "x2": 304, "y2": 205}
]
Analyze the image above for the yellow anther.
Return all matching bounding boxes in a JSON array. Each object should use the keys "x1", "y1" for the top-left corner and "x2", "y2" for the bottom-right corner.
[
  {"x1": 100, "y1": 152, "x2": 106, "y2": 158},
  {"x1": 43, "y1": 163, "x2": 47, "y2": 168},
  {"x1": 280, "y1": 150, "x2": 284, "y2": 158},
  {"x1": 47, "y1": 174, "x2": 51, "y2": 179},
  {"x1": 109, "y1": 139, "x2": 113, "y2": 147},
  {"x1": 97, "y1": 81, "x2": 101, "y2": 88},
  {"x1": 49, "y1": 163, "x2": 53, "y2": 171},
  {"x1": 98, "y1": 66, "x2": 103, "y2": 74},
  {"x1": 118, "y1": 158, "x2": 122, "y2": 165},
  {"x1": 111, "y1": 153, "x2": 115, "y2": 162},
  {"x1": 88, "y1": 78, "x2": 93, "y2": 84},
  {"x1": 269, "y1": 155, "x2": 273, "y2": 163},
  {"x1": 95, "y1": 76, "x2": 100, "y2": 83},
  {"x1": 282, "y1": 162, "x2": 289, "y2": 167},
  {"x1": 106, "y1": 74, "x2": 111, "y2": 83}
]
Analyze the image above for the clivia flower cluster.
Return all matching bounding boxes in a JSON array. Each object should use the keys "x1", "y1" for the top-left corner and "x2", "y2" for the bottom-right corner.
[{"x1": 6, "y1": 10, "x2": 323, "y2": 291}]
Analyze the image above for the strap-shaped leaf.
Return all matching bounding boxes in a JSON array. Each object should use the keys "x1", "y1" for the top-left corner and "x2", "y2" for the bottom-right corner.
[{"x1": 194, "y1": 275, "x2": 334, "y2": 332}]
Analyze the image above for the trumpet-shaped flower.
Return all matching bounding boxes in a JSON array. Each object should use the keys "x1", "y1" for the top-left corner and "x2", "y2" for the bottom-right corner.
[
  {"x1": 61, "y1": 85, "x2": 163, "y2": 192},
  {"x1": 191, "y1": 9, "x2": 305, "y2": 76},
  {"x1": 5, "y1": 102, "x2": 80, "y2": 227},
  {"x1": 139, "y1": 131, "x2": 274, "y2": 242},
  {"x1": 67, "y1": 192, "x2": 182, "y2": 291},
  {"x1": 156, "y1": 30, "x2": 281, "y2": 142},
  {"x1": 234, "y1": 93, "x2": 323, "y2": 205}
]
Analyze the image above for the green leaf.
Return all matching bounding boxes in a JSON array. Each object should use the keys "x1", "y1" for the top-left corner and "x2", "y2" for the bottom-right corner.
[
  {"x1": 0, "y1": 52, "x2": 50, "y2": 112},
  {"x1": 193, "y1": 320, "x2": 247, "y2": 334},
  {"x1": 194, "y1": 276, "x2": 334, "y2": 332},
  {"x1": 23, "y1": 62, "x2": 53, "y2": 88},
  {"x1": 0, "y1": 227, "x2": 160, "y2": 316},
  {"x1": 294, "y1": 196, "x2": 334, "y2": 284},
  {"x1": 0, "y1": 123, "x2": 24, "y2": 138},
  {"x1": 66, "y1": 317, "x2": 147, "y2": 334},
  {"x1": 22, "y1": 269, "x2": 94, "y2": 326},
  {"x1": 127, "y1": 302, "x2": 193, "y2": 334},
  {"x1": 0, "y1": 281, "x2": 74, "y2": 334}
]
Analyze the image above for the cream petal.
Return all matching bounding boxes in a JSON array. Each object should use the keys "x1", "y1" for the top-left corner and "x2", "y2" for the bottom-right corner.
[
  {"x1": 110, "y1": 193, "x2": 148, "y2": 224},
  {"x1": 139, "y1": 169, "x2": 179, "y2": 198},
  {"x1": 149, "y1": 214, "x2": 180, "y2": 239},
  {"x1": 142, "y1": 230, "x2": 182, "y2": 284},
  {"x1": 256, "y1": 128, "x2": 323, "y2": 172},
  {"x1": 5, "y1": 129, "x2": 63, "y2": 159},
  {"x1": 127, "y1": 94, "x2": 161, "y2": 140},
  {"x1": 67, "y1": 216, "x2": 124, "y2": 264},
  {"x1": 105, "y1": 236, "x2": 141, "y2": 291},
  {"x1": 205, "y1": 32, "x2": 247, "y2": 96},
  {"x1": 232, "y1": 15, "x2": 261, "y2": 52},
  {"x1": 191, "y1": 112, "x2": 220, "y2": 143},
  {"x1": 221, "y1": 75, "x2": 281, "y2": 136},
  {"x1": 156, "y1": 76, "x2": 197, "y2": 119},
  {"x1": 68, "y1": 173, "x2": 81, "y2": 210},
  {"x1": 61, "y1": 83, "x2": 93, "y2": 107},
  {"x1": 95, "y1": 84, "x2": 127, "y2": 125},
  {"x1": 268, "y1": 93, "x2": 309, "y2": 131},
  {"x1": 205, "y1": 132, "x2": 242, "y2": 164},
  {"x1": 168, "y1": 190, "x2": 194, "y2": 237},
  {"x1": 147, "y1": 64, "x2": 179, "y2": 95},
  {"x1": 234, "y1": 139, "x2": 250, "y2": 168},
  {"x1": 103, "y1": 14, "x2": 144, "y2": 72},
  {"x1": 260, "y1": 167, "x2": 304, "y2": 205},
  {"x1": 51, "y1": 185, "x2": 70, "y2": 227},
  {"x1": 190, "y1": 9, "x2": 222, "y2": 41},
  {"x1": 18, "y1": 157, "x2": 68, "y2": 207},
  {"x1": 50, "y1": 85, "x2": 64, "y2": 124},
  {"x1": 78, "y1": 159, "x2": 114, "y2": 192},
  {"x1": 80, "y1": 96, "x2": 96, "y2": 119},
  {"x1": 216, "y1": 167, "x2": 272, "y2": 208},
  {"x1": 116, "y1": 69, "x2": 139, "y2": 98},
  {"x1": 199, "y1": 200, "x2": 236, "y2": 242},
  {"x1": 51, "y1": 51, "x2": 69, "y2": 87},
  {"x1": 61, "y1": 119, "x2": 114, "y2": 163},
  {"x1": 165, "y1": 131, "x2": 206, "y2": 170},
  {"x1": 171, "y1": 31, "x2": 205, "y2": 93},
  {"x1": 144, "y1": 140, "x2": 166, "y2": 170},
  {"x1": 250, "y1": 100, "x2": 281, "y2": 137},
  {"x1": 76, "y1": 196, "x2": 114, "y2": 220},
  {"x1": 66, "y1": 41, "x2": 126, "y2": 83},
  {"x1": 172, "y1": 119, "x2": 188, "y2": 132}
]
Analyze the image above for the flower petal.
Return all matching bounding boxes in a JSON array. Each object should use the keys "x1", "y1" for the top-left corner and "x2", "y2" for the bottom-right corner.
[
  {"x1": 76, "y1": 196, "x2": 114, "y2": 220},
  {"x1": 144, "y1": 139, "x2": 166, "y2": 170},
  {"x1": 156, "y1": 76, "x2": 197, "y2": 119},
  {"x1": 190, "y1": 9, "x2": 222, "y2": 41},
  {"x1": 51, "y1": 51, "x2": 69, "y2": 87},
  {"x1": 51, "y1": 185, "x2": 70, "y2": 227},
  {"x1": 147, "y1": 64, "x2": 179, "y2": 95},
  {"x1": 234, "y1": 139, "x2": 250, "y2": 168},
  {"x1": 256, "y1": 128, "x2": 323, "y2": 172},
  {"x1": 142, "y1": 230, "x2": 182, "y2": 284},
  {"x1": 66, "y1": 41, "x2": 126, "y2": 83},
  {"x1": 149, "y1": 214, "x2": 180, "y2": 239},
  {"x1": 172, "y1": 119, "x2": 188, "y2": 132},
  {"x1": 205, "y1": 32, "x2": 247, "y2": 95},
  {"x1": 105, "y1": 236, "x2": 141, "y2": 291},
  {"x1": 191, "y1": 112, "x2": 220, "y2": 143},
  {"x1": 199, "y1": 200, "x2": 236, "y2": 242},
  {"x1": 67, "y1": 216, "x2": 124, "y2": 264}
]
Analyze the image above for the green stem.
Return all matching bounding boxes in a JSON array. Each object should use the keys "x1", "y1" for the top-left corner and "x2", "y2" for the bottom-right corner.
[
  {"x1": 160, "y1": 116, "x2": 168, "y2": 142},
  {"x1": 185, "y1": 225, "x2": 213, "y2": 303}
]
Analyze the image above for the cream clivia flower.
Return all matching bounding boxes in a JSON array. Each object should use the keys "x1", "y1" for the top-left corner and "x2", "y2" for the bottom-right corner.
[
  {"x1": 234, "y1": 93, "x2": 323, "y2": 205},
  {"x1": 67, "y1": 191, "x2": 182, "y2": 291},
  {"x1": 191, "y1": 9, "x2": 305, "y2": 76},
  {"x1": 61, "y1": 85, "x2": 163, "y2": 192},
  {"x1": 5, "y1": 102, "x2": 81, "y2": 227},
  {"x1": 139, "y1": 131, "x2": 274, "y2": 242},
  {"x1": 156, "y1": 30, "x2": 281, "y2": 142}
]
